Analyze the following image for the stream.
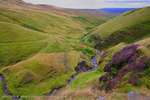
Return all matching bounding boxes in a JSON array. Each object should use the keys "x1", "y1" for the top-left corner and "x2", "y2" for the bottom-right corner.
[
  {"x1": 47, "y1": 50, "x2": 101, "y2": 96},
  {"x1": 1, "y1": 50, "x2": 137, "y2": 99},
  {"x1": 0, "y1": 74, "x2": 20, "y2": 100},
  {"x1": 67, "y1": 55, "x2": 98, "y2": 85},
  {"x1": 0, "y1": 51, "x2": 100, "y2": 98},
  {"x1": 1, "y1": 50, "x2": 150, "y2": 99}
]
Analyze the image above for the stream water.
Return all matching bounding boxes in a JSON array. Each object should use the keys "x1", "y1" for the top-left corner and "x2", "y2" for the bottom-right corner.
[
  {"x1": 1, "y1": 50, "x2": 149, "y2": 99},
  {"x1": 67, "y1": 54, "x2": 99, "y2": 84},
  {"x1": 47, "y1": 53, "x2": 100, "y2": 96},
  {"x1": 0, "y1": 74, "x2": 20, "y2": 100},
  {"x1": 0, "y1": 52, "x2": 99, "y2": 98}
]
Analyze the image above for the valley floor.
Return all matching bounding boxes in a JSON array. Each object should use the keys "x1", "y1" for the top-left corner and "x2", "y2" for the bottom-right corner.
[{"x1": 0, "y1": 1, "x2": 150, "y2": 99}]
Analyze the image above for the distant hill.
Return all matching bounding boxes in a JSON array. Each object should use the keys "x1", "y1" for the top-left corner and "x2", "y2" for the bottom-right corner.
[
  {"x1": 100, "y1": 8, "x2": 136, "y2": 14},
  {"x1": 82, "y1": 7, "x2": 150, "y2": 49}
]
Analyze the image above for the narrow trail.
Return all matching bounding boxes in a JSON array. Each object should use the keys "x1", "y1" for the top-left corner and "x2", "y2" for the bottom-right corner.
[{"x1": 0, "y1": 74, "x2": 20, "y2": 100}]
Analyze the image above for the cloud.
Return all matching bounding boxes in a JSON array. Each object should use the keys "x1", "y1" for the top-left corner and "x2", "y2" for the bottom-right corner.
[
  {"x1": 23, "y1": 0, "x2": 150, "y2": 9},
  {"x1": 106, "y1": 0, "x2": 150, "y2": 3}
]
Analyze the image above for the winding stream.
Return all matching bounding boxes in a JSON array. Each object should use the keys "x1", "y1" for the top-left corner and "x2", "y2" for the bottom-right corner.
[
  {"x1": 1, "y1": 50, "x2": 149, "y2": 99},
  {"x1": 0, "y1": 50, "x2": 104, "y2": 98},
  {"x1": 47, "y1": 51, "x2": 100, "y2": 96},
  {"x1": 0, "y1": 53, "x2": 99, "y2": 98},
  {"x1": 0, "y1": 74, "x2": 20, "y2": 100},
  {"x1": 67, "y1": 55, "x2": 98, "y2": 84}
]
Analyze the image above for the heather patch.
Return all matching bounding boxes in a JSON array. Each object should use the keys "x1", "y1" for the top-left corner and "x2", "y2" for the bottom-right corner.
[{"x1": 99, "y1": 44, "x2": 150, "y2": 91}]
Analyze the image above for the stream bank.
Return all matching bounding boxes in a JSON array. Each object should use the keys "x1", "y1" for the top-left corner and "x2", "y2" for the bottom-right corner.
[
  {"x1": 0, "y1": 50, "x2": 104, "y2": 98},
  {"x1": 47, "y1": 50, "x2": 102, "y2": 96},
  {"x1": 0, "y1": 74, "x2": 20, "y2": 100}
]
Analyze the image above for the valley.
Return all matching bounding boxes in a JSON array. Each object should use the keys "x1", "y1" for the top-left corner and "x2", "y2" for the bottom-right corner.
[{"x1": 0, "y1": 0, "x2": 150, "y2": 100}]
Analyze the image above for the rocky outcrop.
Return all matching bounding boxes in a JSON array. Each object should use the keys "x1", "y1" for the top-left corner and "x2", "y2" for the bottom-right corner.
[{"x1": 75, "y1": 61, "x2": 92, "y2": 73}]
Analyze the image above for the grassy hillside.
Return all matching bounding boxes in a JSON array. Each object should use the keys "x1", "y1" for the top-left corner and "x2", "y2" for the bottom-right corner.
[
  {"x1": 58, "y1": 7, "x2": 150, "y2": 99},
  {"x1": 55, "y1": 37, "x2": 150, "y2": 100},
  {"x1": 72, "y1": 15, "x2": 107, "y2": 31},
  {"x1": 0, "y1": 7, "x2": 82, "y2": 66},
  {"x1": 0, "y1": 22, "x2": 47, "y2": 42},
  {"x1": 82, "y1": 7, "x2": 150, "y2": 49},
  {"x1": 0, "y1": 0, "x2": 112, "y2": 97},
  {"x1": 0, "y1": 21, "x2": 49, "y2": 66},
  {"x1": 0, "y1": 8, "x2": 84, "y2": 35},
  {"x1": 0, "y1": 0, "x2": 112, "y2": 67},
  {"x1": 0, "y1": 51, "x2": 80, "y2": 95},
  {"x1": 1, "y1": 0, "x2": 149, "y2": 99}
]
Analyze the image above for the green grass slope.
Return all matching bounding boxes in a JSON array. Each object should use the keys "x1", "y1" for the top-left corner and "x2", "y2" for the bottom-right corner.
[
  {"x1": 0, "y1": 0, "x2": 116, "y2": 97},
  {"x1": 0, "y1": 21, "x2": 49, "y2": 66},
  {"x1": 0, "y1": 5, "x2": 81, "y2": 96},
  {"x1": 0, "y1": 6, "x2": 83, "y2": 66},
  {"x1": 0, "y1": 51, "x2": 81, "y2": 95},
  {"x1": 0, "y1": 8, "x2": 84, "y2": 35},
  {"x1": 0, "y1": 22, "x2": 47, "y2": 43},
  {"x1": 72, "y1": 15, "x2": 107, "y2": 31},
  {"x1": 63, "y1": 7, "x2": 150, "y2": 98},
  {"x1": 61, "y1": 37, "x2": 150, "y2": 99},
  {"x1": 0, "y1": 0, "x2": 112, "y2": 67},
  {"x1": 82, "y1": 7, "x2": 150, "y2": 49},
  {"x1": 0, "y1": 0, "x2": 112, "y2": 97},
  {"x1": 70, "y1": 70, "x2": 102, "y2": 89}
]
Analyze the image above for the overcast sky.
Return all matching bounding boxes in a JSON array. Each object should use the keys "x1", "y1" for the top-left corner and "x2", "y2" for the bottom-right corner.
[{"x1": 23, "y1": 0, "x2": 150, "y2": 9}]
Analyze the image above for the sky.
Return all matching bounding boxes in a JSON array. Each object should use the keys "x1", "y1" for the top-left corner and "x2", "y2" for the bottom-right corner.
[{"x1": 23, "y1": 0, "x2": 150, "y2": 9}]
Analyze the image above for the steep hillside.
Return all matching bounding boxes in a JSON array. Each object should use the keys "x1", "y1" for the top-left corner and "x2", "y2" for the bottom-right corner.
[
  {"x1": 82, "y1": 7, "x2": 150, "y2": 49},
  {"x1": 0, "y1": 8, "x2": 83, "y2": 35},
  {"x1": 44, "y1": 37, "x2": 150, "y2": 100},
  {"x1": 52, "y1": 7, "x2": 150, "y2": 99},
  {"x1": 0, "y1": 0, "x2": 112, "y2": 32},
  {"x1": 0, "y1": 0, "x2": 113, "y2": 98},
  {"x1": 0, "y1": 2, "x2": 74, "y2": 66},
  {"x1": 1, "y1": 0, "x2": 149, "y2": 99},
  {"x1": 0, "y1": 51, "x2": 80, "y2": 95},
  {"x1": 0, "y1": 7, "x2": 83, "y2": 66},
  {"x1": 0, "y1": 21, "x2": 49, "y2": 66},
  {"x1": 0, "y1": 0, "x2": 112, "y2": 66}
]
